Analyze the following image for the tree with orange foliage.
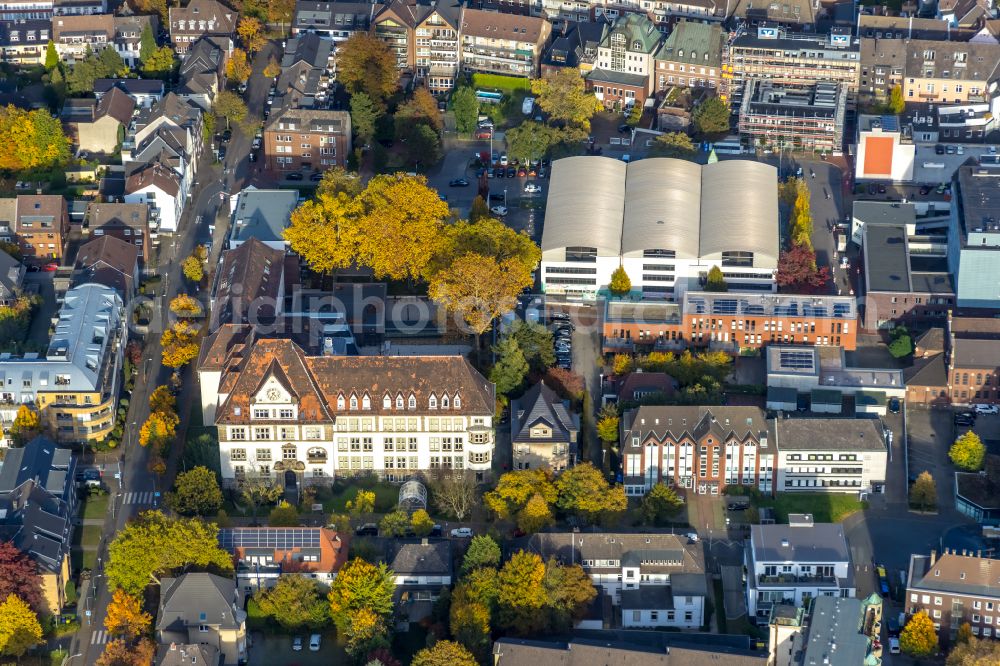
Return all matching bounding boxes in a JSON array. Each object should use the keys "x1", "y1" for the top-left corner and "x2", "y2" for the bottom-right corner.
[
  {"x1": 161, "y1": 321, "x2": 200, "y2": 369},
  {"x1": 237, "y1": 17, "x2": 266, "y2": 53},
  {"x1": 96, "y1": 638, "x2": 156, "y2": 666},
  {"x1": 105, "y1": 589, "x2": 151, "y2": 640},
  {"x1": 225, "y1": 48, "x2": 252, "y2": 83}
]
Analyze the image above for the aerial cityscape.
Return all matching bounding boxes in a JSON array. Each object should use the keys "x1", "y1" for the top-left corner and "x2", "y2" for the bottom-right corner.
[{"x1": 0, "y1": 0, "x2": 999, "y2": 663}]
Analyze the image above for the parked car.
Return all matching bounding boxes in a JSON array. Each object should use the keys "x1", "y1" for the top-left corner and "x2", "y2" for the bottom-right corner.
[
  {"x1": 954, "y1": 411, "x2": 976, "y2": 426},
  {"x1": 517, "y1": 167, "x2": 527, "y2": 177},
  {"x1": 490, "y1": 205, "x2": 508, "y2": 216},
  {"x1": 310, "y1": 172, "x2": 324, "y2": 182},
  {"x1": 935, "y1": 144, "x2": 945, "y2": 155},
  {"x1": 500, "y1": 153, "x2": 509, "y2": 166},
  {"x1": 550, "y1": 312, "x2": 571, "y2": 321},
  {"x1": 887, "y1": 616, "x2": 900, "y2": 638},
  {"x1": 888, "y1": 397, "x2": 900, "y2": 414},
  {"x1": 489, "y1": 192, "x2": 505, "y2": 201},
  {"x1": 524, "y1": 183, "x2": 542, "y2": 193},
  {"x1": 42, "y1": 262, "x2": 59, "y2": 272},
  {"x1": 449, "y1": 178, "x2": 470, "y2": 187},
  {"x1": 876, "y1": 564, "x2": 890, "y2": 596},
  {"x1": 292, "y1": 637, "x2": 303, "y2": 652},
  {"x1": 506, "y1": 167, "x2": 516, "y2": 178},
  {"x1": 867, "y1": 183, "x2": 877, "y2": 195},
  {"x1": 286, "y1": 172, "x2": 304, "y2": 181},
  {"x1": 975, "y1": 404, "x2": 1000, "y2": 415},
  {"x1": 252, "y1": 137, "x2": 261, "y2": 149},
  {"x1": 474, "y1": 129, "x2": 492, "y2": 139},
  {"x1": 727, "y1": 503, "x2": 748, "y2": 511},
  {"x1": 221, "y1": 129, "x2": 232, "y2": 141},
  {"x1": 450, "y1": 527, "x2": 474, "y2": 538},
  {"x1": 309, "y1": 635, "x2": 321, "y2": 652},
  {"x1": 919, "y1": 185, "x2": 931, "y2": 195},
  {"x1": 878, "y1": 184, "x2": 887, "y2": 194},
  {"x1": 889, "y1": 638, "x2": 900, "y2": 655},
  {"x1": 494, "y1": 167, "x2": 505, "y2": 179},
  {"x1": 430, "y1": 524, "x2": 443, "y2": 537},
  {"x1": 355, "y1": 523, "x2": 378, "y2": 536},
  {"x1": 618, "y1": 124, "x2": 630, "y2": 133}
]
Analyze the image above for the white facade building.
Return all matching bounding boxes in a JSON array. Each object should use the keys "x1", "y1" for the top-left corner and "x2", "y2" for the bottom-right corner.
[{"x1": 774, "y1": 417, "x2": 888, "y2": 493}]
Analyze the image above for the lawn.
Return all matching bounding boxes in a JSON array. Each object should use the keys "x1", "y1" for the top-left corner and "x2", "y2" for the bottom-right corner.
[
  {"x1": 71, "y1": 547, "x2": 97, "y2": 573},
  {"x1": 757, "y1": 493, "x2": 868, "y2": 523},
  {"x1": 80, "y1": 492, "x2": 109, "y2": 520},
  {"x1": 319, "y1": 481, "x2": 399, "y2": 514},
  {"x1": 74, "y1": 524, "x2": 102, "y2": 549}
]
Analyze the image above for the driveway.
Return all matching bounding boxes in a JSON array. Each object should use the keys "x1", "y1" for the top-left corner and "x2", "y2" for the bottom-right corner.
[{"x1": 247, "y1": 631, "x2": 344, "y2": 665}]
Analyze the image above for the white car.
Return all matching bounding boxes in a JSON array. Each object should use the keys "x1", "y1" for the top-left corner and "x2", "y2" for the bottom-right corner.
[
  {"x1": 524, "y1": 183, "x2": 542, "y2": 193},
  {"x1": 292, "y1": 636, "x2": 303, "y2": 652},
  {"x1": 450, "y1": 527, "x2": 474, "y2": 538},
  {"x1": 975, "y1": 404, "x2": 1000, "y2": 415},
  {"x1": 309, "y1": 634, "x2": 321, "y2": 652},
  {"x1": 685, "y1": 532, "x2": 699, "y2": 542},
  {"x1": 490, "y1": 205, "x2": 508, "y2": 217},
  {"x1": 888, "y1": 637, "x2": 900, "y2": 655},
  {"x1": 500, "y1": 153, "x2": 509, "y2": 166},
  {"x1": 252, "y1": 137, "x2": 261, "y2": 149}
]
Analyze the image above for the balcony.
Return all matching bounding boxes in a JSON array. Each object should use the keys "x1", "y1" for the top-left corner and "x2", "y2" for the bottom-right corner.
[
  {"x1": 757, "y1": 573, "x2": 838, "y2": 586},
  {"x1": 603, "y1": 337, "x2": 635, "y2": 352}
]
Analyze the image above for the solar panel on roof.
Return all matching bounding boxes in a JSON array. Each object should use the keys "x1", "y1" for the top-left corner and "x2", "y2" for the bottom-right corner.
[
  {"x1": 218, "y1": 528, "x2": 321, "y2": 551},
  {"x1": 711, "y1": 299, "x2": 738, "y2": 315},
  {"x1": 779, "y1": 350, "x2": 815, "y2": 370},
  {"x1": 880, "y1": 115, "x2": 898, "y2": 131},
  {"x1": 833, "y1": 303, "x2": 851, "y2": 317}
]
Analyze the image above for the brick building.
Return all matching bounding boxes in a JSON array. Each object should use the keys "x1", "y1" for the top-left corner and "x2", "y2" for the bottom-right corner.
[
  {"x1": 12, "y1": 194, "x2": 69, "y2": 261},
  {"x1": 906, "y1": 549, "x2": 1000, "y2": 644},
  {"x1": 263, "y1": 107, "x2": 352, "y2": 174}
]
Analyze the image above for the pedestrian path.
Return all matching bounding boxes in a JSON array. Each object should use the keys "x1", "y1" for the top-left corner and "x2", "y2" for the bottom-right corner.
[
  {"x1": 90, "y1": 630, "x2": 109, "y2": 646},
  {"x1": 122, "y1": 491, "x2": 156, "y2": 505}
]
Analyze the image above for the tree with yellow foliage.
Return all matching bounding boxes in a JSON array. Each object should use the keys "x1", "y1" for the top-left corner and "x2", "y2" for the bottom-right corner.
[
  {"x1": 428, "y1": 253, "x2": 531, "y2": 342},
  {"x1": 237, "y1": 17, "x2": 266, "y2": 53},
  {"x1": 225, "y1": 48, "x2": 252, "y2": 83},
  {"x1": 148, "y1": 386, "x2": 176, "y2": 417},
  {"x1": 900, "y1": 610, "x2": 938, "y2": 658},
  {"x1": 96, "y1": 638, "x2": 156, "y2": 666},
  {"x1": 0, "y1": 105, "x2": 71, "y2": 171},
  {"x1": 283, "y1": 190, "x2": 362, "y2": 276},
  {"x1": 138, "y1": 411, "x2": 178, "y2": 449},
  {"x1": 169, "y1": 294, "x2": 202, "y2": 318},
  {"x1": 328, "y1": 559, "x2": 395, "y2": 656},
  {"x1": 182, "y1": 255, "x2": 203, "y2": 283},
  {"x1": 263, "y1": 55, "x2": 281, "y2": 79},
  {"x1": 0, "y1": 594, "x2": 43, "y2": 658},
  {"x1": 9, "y1": 405, "x2": 39, "y2": 444},
  {"x1": 104, "y1": 589, "x2": 152, "y2": 640},
  {"x1": 412, "y1": 641, "x2": 478, "y2": 666},
  {"x1": 161, "y1": 321, "x2": 200, "y2": 369}
]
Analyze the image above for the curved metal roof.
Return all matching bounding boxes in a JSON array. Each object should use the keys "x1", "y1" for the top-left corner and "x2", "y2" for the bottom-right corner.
[
  {"x1": 699, "y1": 160, "x2": 779, "y2": 267},
  {"x1": 622, "y1": 158, "x2": 702, "y2": 259},
  {"x1": 541, "y1": 156, "x2": 626, "y2": 260}
]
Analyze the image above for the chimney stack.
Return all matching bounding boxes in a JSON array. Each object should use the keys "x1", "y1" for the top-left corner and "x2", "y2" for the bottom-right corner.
[{"x1": 930, "y1": 550, "x2": 937, "y2": 565}]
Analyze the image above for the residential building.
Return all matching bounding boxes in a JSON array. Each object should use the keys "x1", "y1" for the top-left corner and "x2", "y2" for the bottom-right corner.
[
  {"x1": 218, "y1": 527, "x2": 348, "y2": 597},
  {"x1": 85, "y1": 202, "x2": 150, "y2": 263},
  {"x1": 198, "y1": 337, "x2": 496, "y2": 487},
  {"x1": 275, "y1": 33, "x2": 334, "y2": 109},
  {"x1": 263, "y1": 106, "x2": 351, "y2": 173},
  {"x1": 948, "y1": 337, "x2": 1000, "y2": 405},
  {"x1": 541, "y1": 156, "x2": 779, "y2": 301},
  {"x1": 228, "y1": 187, "x2": 299, "y2": 250},
  {"x1": 586, "y1": 13, "x2": 660, "y2": 110},
  {"x1": 540, "y1": 19, "x2": 607, "y2": 77},
  {"x1": 373, "y1": 0, "x2": 419, "y2": 73},
  {"x1": 955, "y1": 455, "x2": 1000, "y2": 524},
  {"x1": 131, "y1": 91, "x2": 204, "y2": 169},
  {"x1": 862, "y1": 222, "x2": 954, "y2": 330},
  {"x1": 128, "y1": 126, "x2": 196, "y2": 201},
  {"x1": 906, "y1": 549, "x2": 1000, "y2": 643},
  {"x1": 603, "y1": 292, "x2": 858, "y2": 355},
  {"x1": 113, "y1": 13, "x2": 158, "y2": 66},
  {"x1": 730, "y1": 0, "x2": 815, "y2": 29},
  {"x1": 745, "y1": 515, "x2": 855, "y2": 621},
  {"x1": 13, "y1": 194, "x2": 68, "y2": 260},
  {"x1": 73, "y1": 235, "x2": 140, "y2": 300},
  {"x1": 855, "y1": 114, "x2": 916, "y2": 182},
  {"x1": 210, "y1": 238, "x2": 286, "y2": 332},
  {"x1": 738, "y1": 80, "x2": 847, "y2": 152},
  {"x1": 0, "y1": 436, "x2": 76, "y2": 614},
  {"x1": 50, "y1": 12, "x2": 112, "y2": 59},
  {"x1": 176, "y1": 35, "x2": 225, "y2": 110},
  {"x1": 460, "y1": 8, "x2": 551, "y2": 78},
  {"x1": 653, "y1": 20, "x2": 725, "y2": 96},
  {"x1": 765, "y1": 345, "x2": 906, "y2": 408},
  {"x1": 726, "y1": 26, "x2": 860, "y2": 110},
  {"x1": 767, "y1": 597, "x2": 882, "y2": 666},
  {"x1": 94, "y1": 78, "x2": 165, "y2": 107},
  {"x1": 388, "y1": 539, "x2": 452, "y2": 625},
  {"x1": 52, "y1": 0, "x2": 103, "y2": 15},
  {"x1": 168, "y1": 0, "x2": 235, "y2": 54},
  {"x1": 774, "y1": 417, "x2": 887, "y2": 493},
  {"x1": 156, "y1": 573, "x2": 247, "y2": 665},
  {"x1": 0, "y1": 199, "x2": 14, "y2": 244},
  {"x1": 291, "y1": 0, "x2": 377, "y2": 42},
  {"x1": 413, "y1": 2, "x2": 461, "y2": 91},
  {"x1": 510, "y1": 381, "x2": 578, "y2": 471},
  {"x1": 0, "y1": 19, "x2": 50, "y2": 66},
  {"x1": 619, "y1": 405, "x2": 774, "y2": 496},
  {"x1": 62, "y1": 86, "x2": 135, "y2": 154},
  {"x1": 0, "y1": 284, "x2": 124, "y2": 444},
  {"x1": 123, "y1": 162, "x2": 182, "y2": 233},
  {"x1": 0, "y1": 0, "x2": 52, "y2": 20},
  {"x1": 0, "y1": 248, "x2": 24, "y2": 306},
  {"x1": 156, "y1": 644, "x2": 220, "y2": 666},
  {"x1": 493, "y1": 635, "x2": 765, "y2": 666},
  {"x1": 948, "y1": 162, "x2": 1000, "y2": 309},
  {"x1": 858, "y1": 14, "x2": 979, "y2": 41},
  {"x1": 521, "y1": 532, "x2": 707, "y2": 629},
  {"x1": 939, "y1": 0, "x2": 992, "y2": 29}
]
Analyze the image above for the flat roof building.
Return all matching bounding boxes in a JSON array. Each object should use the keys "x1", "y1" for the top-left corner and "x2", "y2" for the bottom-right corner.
[
  {"x1": 948, "y1": 162, "x2": 1000, "y2": 309},
  {"x1": 738, "y1": 80, "x2": 848, "y2": 153}
]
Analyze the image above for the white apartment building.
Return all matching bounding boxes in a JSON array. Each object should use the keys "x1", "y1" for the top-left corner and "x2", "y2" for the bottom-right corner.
[
  {"x1": 745, "y1": 515, "x2": 856, "y2": 622},
  {"x1": 523, "y1": 532, "x2": 707, "y2": 629},
  {"x1": 774, "y1": 417, "x2": 888, "y2": 494},
  {"x1": 198, "y1": 336, "x2": 496, "y2": 487}
]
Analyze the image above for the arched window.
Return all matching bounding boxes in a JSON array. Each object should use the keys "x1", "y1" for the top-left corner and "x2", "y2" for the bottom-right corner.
[
  {"x1": 383, "y1": 394, "x2": 391, "y2": 409},
  {"x1": 442, "y1": 395, "x2": 450, "y2": 409},
  {"x1": 396, "y1": 394, "x2": 404, "y2": 409},
  {"x1": 429, "y1": 394, "x2": 437, "y2": 409},
  {"x1": 349, "y1": 395, "x2": 358, "y2": 410},
  {"x1": 362, "y1": 394, "x2": 371, "y2": 410},
  {"x1": 336, "y1": 394, "x2": 345, "y2": 410},
  {"x1": 408, "y1": 394, "x2": 416, "y2": 410}
]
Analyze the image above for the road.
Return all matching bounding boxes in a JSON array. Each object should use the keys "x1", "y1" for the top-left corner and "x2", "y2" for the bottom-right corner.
[{"x1": 73, "y1": 45, "x2": 277, "y2": 666}]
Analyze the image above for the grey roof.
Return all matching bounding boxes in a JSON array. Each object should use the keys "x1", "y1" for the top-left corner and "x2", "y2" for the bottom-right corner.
[
  {"x1": 543, "y1": 157, "x2": 778, "y2": 266},
  {"x1": 512, "y1": 381, "x2": 576, "y2": 444},
  {"x1": 292, "y1": 0, "x2": 377, "y2": 32},
  {"x1": 908, "y1": 551, "x2": 1000, "y2": 599},
  {"x1": 0, "y1": 248, "x2": 22, "y2": 297},
  {"x1": 904, "y1": 353, "x2": 947, "y2": 388},
  {"x1": 230, "y1": 189, "x2": 299, "y2": 245},
  {"x1": 0, "y1": 436, "x2": 74, "y2": 496},
  {"x1": 952, "y1": 338, "x2": 1000, "y2": 369},
  {"x1": 389, "y1": 540, "x2": 452, "y2": 576},
  {"x1": 620, "y1": 585, "x2": 674, "y2": 610},
  {"x1": 750, "y1": 523, "x2": 852, "y2": 564},
  {"x1": 956, "y1": 164, "x2": 1000, "y2": 238},
  {"x1": 282, "y1": 32, "x2": 332, "y2": 69},
  {"x1": 655, "y1": 20, "x2": 723, "y2": 68},
  {"x1": 520, "y1": 532, "x2": 706, "y2": 578},
  {"x1": 494, "y1": 635, "x2": 765, "y2": 666},
  {"x1": 801, "y1": 597, "x2": 870, "y2": 666},
  {"x1": 94, "y1": 78, "x2": 167, "y2": 97},
  {"x1": 585, "y1": 68, "x2": 650, "y2": 87},
  {"x1": 775, "y1": 417, "x2": 886, "y2": 452},
  {"x1": 156, "y1": 643, "x2": 220, "y2": 666},
  {"x1": 157, "y1": 573, "x2": 242, "y2": 632},
  {"x1": 622, "y1": 406, "x2": 770, "y2": 448},
  {"x1": 863, "y1": 224, "x2": 911, "y2": 293}
]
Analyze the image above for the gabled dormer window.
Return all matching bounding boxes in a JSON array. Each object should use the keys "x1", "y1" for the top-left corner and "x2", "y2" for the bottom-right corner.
[
  {"x1": 337, "y1": 394, "x2": 345, "y2": 410},
  {"x1": 408, "y1": 394, "x2": 416, "y2": 410},
  {"x1": 396, "y1": 394, "x2": 404, "y2": 409},
  {"x1": 442, "y1": 395, "x2": 450, "y2": 409},
  {"x1": 362, "y1": 394, "x2": 371, "y2": 410},
  {"x1": 349, "y1": 394, "x2": 358, "y2": 410},
  {"x1": 454, "y1": 394, "x2": 461, "y2": 409},
  {"x1": 383, "y1": 394, "x2": 391, "y2": 409},
  {"x1": 429, "y1": 394, "x2": 437, "y2": 410}
]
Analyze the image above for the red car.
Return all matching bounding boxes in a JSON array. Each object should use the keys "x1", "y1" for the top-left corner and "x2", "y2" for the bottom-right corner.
[
  {"x1": 41, "y1": 262, "x2": 59, "y2": 272},
  {"x1": 517, "y1": 167, "x2": 527, "y2": 177}
]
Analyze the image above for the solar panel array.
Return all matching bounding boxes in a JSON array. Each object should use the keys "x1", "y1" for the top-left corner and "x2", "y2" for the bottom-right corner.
[
  {"x1": 218, "y1": 528, "x2": 321, "y2": 551},
  {"x1": 778, "y1": 350, "x2": 816, "y2": 371}
]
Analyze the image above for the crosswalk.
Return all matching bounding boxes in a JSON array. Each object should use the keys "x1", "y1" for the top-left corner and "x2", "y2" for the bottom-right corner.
[
  {"x1": 122, "y1": 491, "x2": 156, "y2": 505},
  {"x1": 91, "y1": 630, "x2": 109, "y2": 645}
]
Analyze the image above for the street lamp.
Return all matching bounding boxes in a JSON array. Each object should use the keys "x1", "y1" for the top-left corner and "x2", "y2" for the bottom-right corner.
[{"x1": 61, "y1": 653, "x2": 82, "y2": 666}]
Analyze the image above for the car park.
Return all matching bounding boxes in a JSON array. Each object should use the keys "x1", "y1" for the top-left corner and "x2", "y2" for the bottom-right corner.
[
  {"x1": 975, "y1": 404, "x2": 1000, "y2": 415},
  {"x1": 490, "y1": 205, "x2": 508, "y2": 216},
  {"x1": 451, "y1": 527, "x2": 474, "y2": 538},
  {"x1": 449, "y1": 178, "x2": 470, "y2": 187}
]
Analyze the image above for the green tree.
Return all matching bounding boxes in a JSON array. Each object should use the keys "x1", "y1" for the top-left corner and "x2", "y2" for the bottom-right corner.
[
  {"x1": 397, "y1": 122, "x2": 442, "y2": 166},
  {"x1": 452, "y1": 86, "x2": 479, "y2": 134},
  {"x1": 640, "y1": 483, "x2": 684, "y2": 525},
  {"x1": 346, "y1": 489, "x2": 376, "y2": 516},
  {"x1": 350, "y1": 92, "x2": 381, "y2": 144},
  {"x1": 609, "y1": 265, "x2": 632, "y2": 296},
  {"x1": 379, "y1": 510, "x2": 410, "y2": 537},
  {"x1": 410, "y1": 509, "x2": 435, "y2": 537},
  {"x1": 462, "y1": 535, "x2": 501, "y2": 574},
  {"x1": 213, "y1": 90, "x2": 248, "y2": 129},
  {"x1": 141, "y1": 45, "x2": 176, "y2": 79},
  {"x1": 541, "y1": 557, "x2": 597, "y2": 632},
  {"x1": 505, "y1": 121, "x2": 558, "y2": 162},
  {"x1": 910, "y1": 471, "x2": 937, "y2": 511},
  {"x1": 106, "y1": 511, "x2": 233, "y2": 596},
  {"x1": 139, "y1": 24, "x2": 156, "y2": 64},
  {"x1": 490, "y1": 336, "x2": 529, "y2": 397},
  {"x1": 412, "y1": 640, "x2": 478, "y2": 666},
  {"x1": 887, "y1": 84, "x2": 906, "y2": 114},
  {"x1": 554, "y1": 462, "x2": 627, "y2": 522},
  {"x1": 626, "y1": 101, "x2": 642, "y2": 127},
  {"x1": 0, "y1": 594, "x2": 42, "y2": 658},
  {"x1": 496, "y1": 551, "x2": 548, "y2": 635},
  {"x1": 254, "y1": 575, "x2": 329, "y2": 631},
  {"x1": 888, "y1": 333, "x2": 913, "y2": 358},
  {"x1": 166, "y1": 466, "x2": 222, "y2": 516},
  {"x1": 531, "y1": 69, "x2": 600, "y2": 131},
  {"x1": 705, "y1": 265, "x2": 728, "y2": 292},
  {"x1": 900, "y1": 610, "x2": 938, "y2": 658},
  {"x1": 44, "y1": 41, "x2": 58, "y2": 70},
  {"x1": 651, "y1": 131, "x2": 696, "y2": 158},
  {"x1": 692, "y1": 96, "x2": 731, "y2": 138},
  {"x1": 505, "y1": 320, "x2": 554, "y2": 373},
  {"x1": 328, "y1": 559, "x2": 395, "y2": 656},
  {"x1": 268, "y1": 501, "x2": 300, "y2": 527},
  {"x1": 950, "y1": 431, "x2": 986, "y2": 471}
]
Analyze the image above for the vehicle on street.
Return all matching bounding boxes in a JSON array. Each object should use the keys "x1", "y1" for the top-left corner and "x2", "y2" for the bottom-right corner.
[
  {"x1": 876, "y1": 564, "x2": 890, "y2": 595},
  {"x1": 550, "y1": 312, "x2": 571, "y2": 321},
  {"x1": 490, "y1": 205, "x2": 508, "y2": 216},
  {"x1": 888, "y1": 638, "x2": 900, "y2": 655},
  {"x1": 449, "y1": 178, "x2": 470, "y2": 187},
  {"x1": 292, "y1": 637, "x2": 303, "y2": 652},
  {"x1": 727, "y1": 503, "x2": 748, "y2": 511},
  {"x1": 975, "y1": 404, "x2": 1000, "y2": 415},
  {"x1": 430, "y1": 524, "x2": 442, "y2": 537},
  {"x1": 524, "y1": 183, "x2": 542, "y2": 193},
  {"x1": 887, "y1": 616, "x2": 900, "y2": 638},
  {"x1": 42, "y1": 262, "x2": 59, "y2": 272},
  {"x1": 252, "y1": 137, "x2": 261, "y2": 149},
  {"x1": 685, "y1": 532, "x2": 699, "y2": 542},
  {"x1": 500, "y1": 153, "x2": 508, "y2": 166},
  {"x1": 309, "y1": 635, "x2": 321, "y2": 652},
  {"x1": 217, "y1": 146, "x2": 226, "y2": 160},
  {"x1": 888, "y1": 398, "x2": 900, "y2": 414},
  {"x1": 935, "y1": 145, "x2": 945, "y2": 155},
  {"x1": 451, "y1": 527, "x2": 474, "y2": 538},
  {"x1": 355, "y1": 523, "x2": 378, "y2": 536},
  {"x1": 238, "y1": 83, "x2": 247, "y2": 94},
  {"x1": 310, "y1": 172, "x2": 323, "y2": 182},
  {"x1": 287, "y1": 173, "x2": 304, "y2": 181},
  {"x1": 522, "y1": 97, "x2": 535, "y2": 115},
  {"x1": 248, "y1": 151, "x2": 257, "y2": 162},
  {"x1": 507, "y1": 167, "x2": 516, "y2": 178}
]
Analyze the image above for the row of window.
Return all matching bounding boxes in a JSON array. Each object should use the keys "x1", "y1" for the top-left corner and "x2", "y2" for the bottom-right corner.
[{"x1": 330, "y1": 392, "x2": 462, "y2": 411}]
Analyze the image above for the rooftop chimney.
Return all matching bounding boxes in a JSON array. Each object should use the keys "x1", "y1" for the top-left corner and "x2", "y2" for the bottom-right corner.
[{"x1": 930, "y1": 549, "x2": 937, "y2": 565}]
